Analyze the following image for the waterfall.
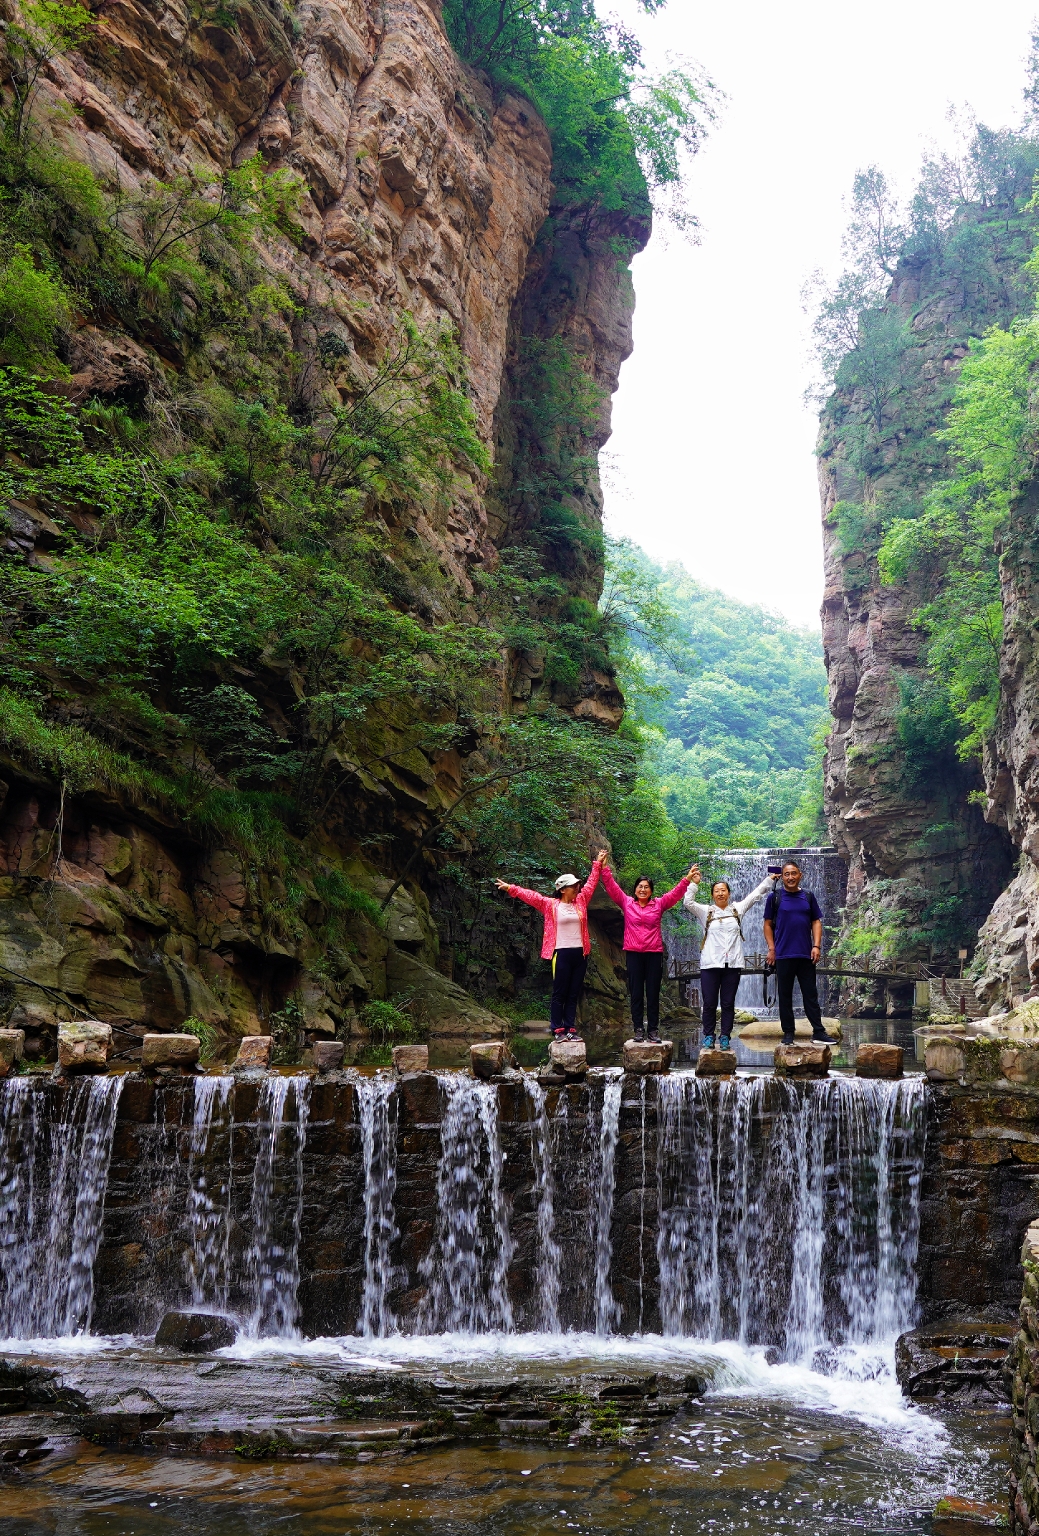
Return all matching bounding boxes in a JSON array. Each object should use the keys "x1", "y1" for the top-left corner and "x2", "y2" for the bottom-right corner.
[
  {"x1": 523, "y1": 1078, "x2": 561, "y2": 1331},
  {"x1": 0, "y1": 1074, "x2": 123, "y2": 1338},
  {"x1": 593, "y1": 1071, "x2": 623, "y2": 1336},
  {"x1": 185, "y1": 1076, "x2": 234, "y2": 1311},
  {"x1": 356, "y1": 1074, "x2": 399, "y2": 1338},
  {"x1": 654, "y1": 1075, "x2": 927, "y2": 1360},
  {"x1": 419, "y1": 1074, "x2": 514, "y2": 1333},
  {"x1": 243, "y1": 1075, "x2": 311, "y2": 1339}
]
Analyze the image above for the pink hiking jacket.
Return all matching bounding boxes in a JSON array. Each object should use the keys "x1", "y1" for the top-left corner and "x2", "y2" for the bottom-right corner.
[
  {"x1": 600, "y1": 865, "x2": 691, "y2": 953},
  {"x1": 505, "y1": 862, "x2": 601, "y2": 959}
]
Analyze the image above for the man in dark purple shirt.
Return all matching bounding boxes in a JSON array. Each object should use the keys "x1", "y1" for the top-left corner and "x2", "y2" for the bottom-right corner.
[{"x1": 763, "y1": 860, "x2": 836, "y2": 1047}]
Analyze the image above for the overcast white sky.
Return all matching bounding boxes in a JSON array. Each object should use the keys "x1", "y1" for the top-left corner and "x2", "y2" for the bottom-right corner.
[{"x1": 601, "y1": 0, "x2": 1039, "y2": 629}]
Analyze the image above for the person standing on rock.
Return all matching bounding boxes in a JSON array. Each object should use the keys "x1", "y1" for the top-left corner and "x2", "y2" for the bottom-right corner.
[
  {"x1": 495, "y1": 854, "x2": 605, "y2": 1042},
  {"x1": 762, "y1": 859, "x2": 836, "y2": 1047},
  {"x1": 599, "y1": 853, "x2": 696, "y2": 1044},
  {"x1": 683, "y1": 868, "x2": 773, "y2": 1052}
]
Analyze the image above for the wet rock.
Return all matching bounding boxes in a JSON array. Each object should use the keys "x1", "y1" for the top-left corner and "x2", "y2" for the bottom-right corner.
[
  {"x1": 233, "y1": 1036, "x2": 272, "y2": 1070},
  {"x1": 57, "y1": 1022, "x2": 112, "y2": 1071},
  {"x1": 470, "y1": 1041, "x2": 506, "y2": 1079},
  {"x1": 313, "y1": 1040, "x2": 345, "y2": 1072},
  {"x1": 774, "y1": 1043, "x2": 830, "y2": 1076},
  {"x1": 549, "y1": 1040, "x2": 587, "y2": 1076},
  {"x1": 141, "y1": 1034, "x2": 200, "y2": 1069},
  {"x1": 154, "y1": 1311, "x2": 239, "y2": 1354},
  {"x1": 695, "y1": 1048, "x2": 737, "y2": 1076},
  {"x1": 392, "y1": 1044, "x2": 428, "y2": 1074},
  {"x1": 932, "y1": 1497, "x2": 1007, "y2": 1533},
  {"x1": 925, "y1": 1037, "x2": 967, "y2": 1082},
  {"x1": 0, "y1": 1029, "x2": 25, "y2": 1077},
  {"x1": 895, "y1": 1321, "x2": 1014, "y2": 1404},
  {"x1": 855, "y1": 1042, "x2": 903, "y2": 1079},
  {"x1": 622, "y1": 1040, "x2": 672, "y2": 1074}
]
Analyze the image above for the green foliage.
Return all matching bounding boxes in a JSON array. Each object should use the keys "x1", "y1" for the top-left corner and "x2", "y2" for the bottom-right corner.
[
  {"x1": 441, "y1": 0, "x2": 715, "y2": 224},
  {"x1": 0, "y1": 246, "x2": 70, "y2": 374},
  {"x1": 1, "y1": 0, "x2": 98, "y2": 145},
  {"x1": 895, "y1": 676, "x2": 961, "y2": 794},
  {"x1": 181, "y1": 1015, "x2": 218, "y2": 1059}
]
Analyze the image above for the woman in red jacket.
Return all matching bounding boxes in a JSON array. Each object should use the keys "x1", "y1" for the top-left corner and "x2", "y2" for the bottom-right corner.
[
  {"x1": 600, "y1": 854, "x2": 698, "y2": 1043},
  {"x1": 495, "y1": 853, "x2": 605, "y2": 1041}
]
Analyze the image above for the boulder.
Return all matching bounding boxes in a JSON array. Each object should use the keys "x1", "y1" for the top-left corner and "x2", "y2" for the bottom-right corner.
[
  {"x1": 141, "y1": 1033, "x2": 200, "y2": 1069},
  {"x1": 924, "y1": 1037, "x2": 966, "y2": 1083},
  {"x1": 470, "y1": 1041, "x2": 506, "y2": 1079},
  {"x1": 932, "y1": 1497, "x2": 1007, "y2": 1534},
  {"x1": 695, "y1": 1047, "x2": 737, "y2": 1077},
  {"x1": 998, "y1": 1043, "x2": 1039, "y2": 1086},
  {"x1": 57, "y1": 1021, "x2": 112, "y2": 1071},
  {"x1": 392, "y1": 1043, "x2": 428, "y2": 1074},
  {"x1": 549, "y1": 1039, "x2": 587, "y2": 1076},
  {"x1": 313, "y1": 1040, "x2": 345, "y2": 1072},
  {"x1": 895, "y1": 1321, "x2": 1015, "y2": 1406},
  {"x1": 622, "y1": 1039, "x2": 673, "y2": 1074},
  {"x1": 0, "y1": 1028, "x2": 25, "y2": 1076},
  {"x1": 234, "y1": 1035, "x2": 272, "y2": 1070},
  {"x1": 154, "y1": 1310, "x2": 239, "y2": 1354},
  {"x1": 855, "y1": 1042, "x2": 903, "y2": 1079},
  {"x1": 385, "y1": 949, "x2": 512, "y2": 1042},
  {"x1": 774, "y1": 1042, "x2": 830, "y2": 1077}
]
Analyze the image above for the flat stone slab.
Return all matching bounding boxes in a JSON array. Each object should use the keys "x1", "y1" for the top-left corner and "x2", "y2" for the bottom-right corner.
[
  {"x1": 57, "y1": 1021, "x2": 112, "y2": 1070},
  {"x1": 774, "y1": 1042, "x2": 830, "y2": 1076},
  {"x1": 470, "y1": 1041, "x2": 506, "y2": 1079},
  {"x1": 855, "y1": 1042, "x2": 903, "y2": 1079},
  {"x1": 549, "y1": 1039, "x2": 587, "y2": 1076},
  {"x1": 695, "y1": 1048, "x2": 737, "y2": 1077},
  {"x1": 738, "y1": 1017, "x2": 841, "y2": 1041},
  {"x1": 896, "y1": 1321, "x2": 1015, "y2": 1406},
  {"x1": 154, "y1": 1311, "x2": 238, "y2": 1354},
  {"x1": 925, "y1": 1037, "x2": 966, "y2": 1082},
  {"x1": 234, "y1": 1035, "x2": 272, "y2": 1070},
  {"x1": 622, "y1": 1040, "x2": 673, "y2": 1074},
  {"x1": 392, "y1": 1043, "x2": 428, "y2": 1073},
  {"x1": 932, "y1": 1495, "x2": 1008, "y2": 1532},
  {"x1": 142, "y1": 1033, "x2": 200, "y2": 1069},
  {"x1": 0, "y1": 1028, "x2": 25, "y2": 1076},
  {"x1": 313, "y1": 1040, "x2": 345, "y2": 1071}
]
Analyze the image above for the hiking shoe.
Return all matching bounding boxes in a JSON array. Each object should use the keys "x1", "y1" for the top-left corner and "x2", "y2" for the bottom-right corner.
[
  {"x1": 812, "y1": 1030, "x2": 837, "y2": 1044},
  {"x1": 647, "y1": 1031, "x2": 661, "y2": 1043},
  {"x1": 781, "y1": 1034, "x2": 795, "y2": 1047},
  {"x1": 702, "y1": 1035, "x2": 715, "y2": 1051},
  {"x1": 634, "y1": 1028, "x2": 645, "y2": 1043},
  {"x1": 552, "y1": 1028, "x2": 567, "y2": 1041},
  {"x1": 564, "y1": 1029, "x2": 580, "y2": 1042},
  {"x1": 719, "y1": 1036, "x2": 731, "y2": 1052}
]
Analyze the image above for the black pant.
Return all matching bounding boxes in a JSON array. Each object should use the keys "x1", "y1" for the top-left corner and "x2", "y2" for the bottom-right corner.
[
  {"x1": 551, "y1": 948, "x2": 588, "y2": 1032},
  {"x1": 775, "y1": 956, "x2": 823, "y2": 1037},
  {"x1": 626, "y1": 951, "x2": 664, "y2": 1035},
  {"x1": 701, "y1": 967, "x2": 742, "y2": 1038}
]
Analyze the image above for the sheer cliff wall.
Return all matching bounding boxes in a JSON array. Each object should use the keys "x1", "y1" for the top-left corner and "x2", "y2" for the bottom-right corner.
[{"x1": 0, "y1": 0, "x2": 644, "y2": 1056}]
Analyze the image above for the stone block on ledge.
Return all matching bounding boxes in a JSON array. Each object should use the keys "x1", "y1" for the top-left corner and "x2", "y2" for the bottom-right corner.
[
  {"x1": 141, "y1": 1033, "x2": 200, "y2": 1069},
  {"x1": 774, "y1": 1042, "x2": 830, "y2": 1077},
  {"x1": 155, "y1": 1310, "x2": 239, "y2": 1354},
  {"x1": 0, "y1": 1028, "x2": 25, "y2": 1076},
  {"x1": 855, "y1": 1042, "x2": 903, "y2": 1079},
  {"x1": 924, "y1": 1037, "x2": 966, "y2": 1083},
  {"x1": 549, "y1": 1039, "x2": 587, "y2": 1076},
  {"x1": 57, "y1": 1021, "x2": 112, "y2": 1071},
  {"x1": 470, "y1": 1041, "x2": 506, "y2": 1079},
  {"x1": 233, "y1": 1035, "x2": 272, "y2": 1070},
  {"x1": 623, "y1": 1039, "x2": 672, "y2": 1074},
  {"x1": 695, "y1": 1047, "x2": 737, "y2": 1077},
  {"x1": 392, "y1": 1043, "x2": 428, "y2": 1074},
  {"x1": 313, "y1": 1040, "x2": 345, "y2": 1072}
]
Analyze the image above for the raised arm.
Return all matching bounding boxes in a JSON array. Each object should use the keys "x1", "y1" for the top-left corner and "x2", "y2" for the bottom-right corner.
[
  {"x1": 494, "y1": 880, "x2": 552, "y2": 915},
  {"x1": 599, "y1": 864, "x2": 627, "y2": 907},
  {"x1": 682, "y1": 882, "x2": 711, "y2": 921},
  {"x1": 658, "y1": 874, "x2": 693, "y2": 912},
  {"x1": 579, "y1": 858, "x2": 602, "y2": 903},
  {"x1": 734, "y1": 875, "x2": 774, "y2": 918}
]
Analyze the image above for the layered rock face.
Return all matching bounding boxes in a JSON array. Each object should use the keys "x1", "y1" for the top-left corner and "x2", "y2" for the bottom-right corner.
[
  {"x1": 0, "y1": 0, "x2": 644, "y2": 1050},
  {"x1": 819, "y1": 233, "x2": 1021, "y2": 1010}
]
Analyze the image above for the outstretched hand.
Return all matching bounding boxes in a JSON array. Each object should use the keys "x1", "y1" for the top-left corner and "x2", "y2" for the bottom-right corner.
[
  {"x1": 688, "y1": 864, "x2": 701, "y2": 884},
  {"x1": 494, "y1": 878, "x2": 510, "y2": 891},
  {"x1": 595, "y1": 848, "x2": 609, "y2": 864}
]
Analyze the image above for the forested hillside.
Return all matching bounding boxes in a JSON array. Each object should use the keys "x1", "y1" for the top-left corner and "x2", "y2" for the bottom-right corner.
[{"x1": 605, "y1": 546, "x2": 829, "y2": 851}]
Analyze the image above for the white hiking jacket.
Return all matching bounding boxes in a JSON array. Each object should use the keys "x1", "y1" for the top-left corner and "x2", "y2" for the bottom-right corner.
[{"x1": 683, "y1": 875, "x2": 773, "y2": 969}]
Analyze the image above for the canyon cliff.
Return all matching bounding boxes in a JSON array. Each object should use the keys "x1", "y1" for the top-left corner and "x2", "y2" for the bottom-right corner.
[{"x1": 0, "y1": 0, "x2": 644, "y2": 1058}]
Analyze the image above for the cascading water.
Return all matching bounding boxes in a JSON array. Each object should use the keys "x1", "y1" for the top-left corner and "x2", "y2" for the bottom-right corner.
[
  {"x1": 592, "y1": 1071, "x2": 623, "y2": 1336},
  {"x1": 522, "y1": 1078, "x2": 561, "y2": 1331},
  {"x1": 243, "y1": 1074, "x2": 311, "y2": 1339},
  {"x1": 419, "y1": 1074, "x2": 514, "y2": 1333},
  {"x1": 185, "y1": 1076, "x2": 234, "y2": 1310},
  {"x1": 655, "y1": 1073, "x2": 926, "y2": 1361},
  {"x1": 0, "y1": 1074, "x2": 124, "y2": 1338},
  {"x1": 356, "y1": 1073, "x2": 399, "y2": 1338}
]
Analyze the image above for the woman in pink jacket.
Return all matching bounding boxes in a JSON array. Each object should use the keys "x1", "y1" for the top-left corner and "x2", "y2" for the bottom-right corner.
[
  {"x1": 495, "y1": 854, "x2": 605, "y2": 1041},
  {"x1": 599, "y1": 851, "x2": 697, "y2": 1043}
]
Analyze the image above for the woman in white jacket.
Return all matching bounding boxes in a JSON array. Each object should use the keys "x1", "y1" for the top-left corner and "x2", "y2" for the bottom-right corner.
[{"x1": 683, "y1": 869, "x2": 773, "y2": 1051}]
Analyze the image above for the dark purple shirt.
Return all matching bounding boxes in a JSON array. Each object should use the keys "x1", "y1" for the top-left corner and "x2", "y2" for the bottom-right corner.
[{"x1": 764, "y1": 889, "x2": 822, "y2": 960}]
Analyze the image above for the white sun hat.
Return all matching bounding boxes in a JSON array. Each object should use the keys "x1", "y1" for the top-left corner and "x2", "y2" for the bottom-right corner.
[{"x1": 554, "y1": 873, "x2": 580, "y2": 890}]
